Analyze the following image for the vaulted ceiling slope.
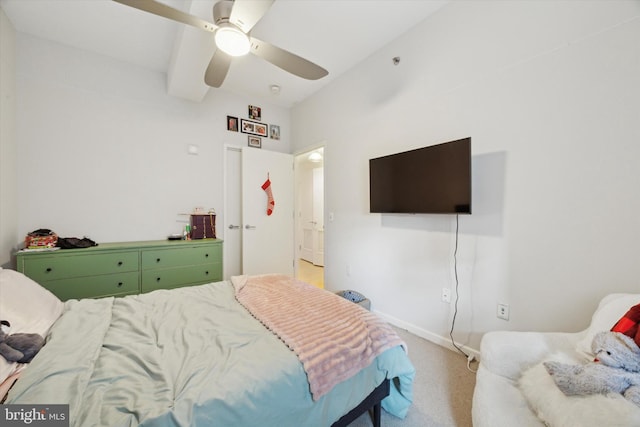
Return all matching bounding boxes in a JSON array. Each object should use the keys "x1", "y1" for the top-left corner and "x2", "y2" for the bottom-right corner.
[{"x1": 1, "y1": 0, "x2": 448, "y2": 108}]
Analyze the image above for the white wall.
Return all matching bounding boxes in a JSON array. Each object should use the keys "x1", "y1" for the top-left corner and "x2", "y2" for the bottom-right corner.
[
  {"x1": 13, "y1": 34, "x2": 290, "y2": 249},
  {"x1": 0, "y1": 8, "x2": 17, "y2": 267},
  {"x1": 6, "y1": 1, "x2": 640, "y2": 354},
  {"x1": 291, "y1": 0, "x2": 640, "y2": 352}
]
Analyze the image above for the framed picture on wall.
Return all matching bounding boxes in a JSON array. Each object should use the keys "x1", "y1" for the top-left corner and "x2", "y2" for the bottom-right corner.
[
  {"x1": 248, "y1": 136, "x2": 262, "y2": 148},
  {"x1": 227, "y1": 116, "x2": 238, "y2": 132},
  {"x1": 248, "y1": 105, "x2": 261, "y2": 121},
  {"x1": 241, "y1": 119, "x2": 268, "y2": 137},
  {"x1": 270, "y1": 125, "x2": 280, "y2": 140}
]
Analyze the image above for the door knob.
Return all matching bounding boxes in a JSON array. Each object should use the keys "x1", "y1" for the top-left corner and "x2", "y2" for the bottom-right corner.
[
  {"x1": 245, "y1": 225, "x2": 256, "y2": 230},
  {"x1": 228, "y1": 224, "x2": 240, "y2": 229}
]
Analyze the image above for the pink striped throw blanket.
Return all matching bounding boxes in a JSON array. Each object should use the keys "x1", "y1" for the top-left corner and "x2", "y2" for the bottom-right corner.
[{"x1": 231, "y1": 274, "x2": 406, "y2": 400}]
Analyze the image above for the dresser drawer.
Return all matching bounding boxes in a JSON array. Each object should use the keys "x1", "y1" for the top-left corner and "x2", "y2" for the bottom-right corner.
[
  {"x1": 141, "y1": 244, "x2": 222, "y2": 270},
  {"x1": 42, "y1": 271, "x2": 139, "y2": 301},
  {"x1": 141, "y1": 263, "x2": 222, "y2": 293},
  {"x1": 21, "y1": 251, "x2": 139, "y2": 283}
]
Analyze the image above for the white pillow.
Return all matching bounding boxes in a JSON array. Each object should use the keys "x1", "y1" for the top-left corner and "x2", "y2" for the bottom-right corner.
[
  {"x1": 576, "y1": 294, "x2": 640, "y2": 358},
  {"x1": 0, "y1": 268, "x2": 64, "y2": 383},
  {"x1": 519, "y1": 354, "x2": 640, "y2": 427}
]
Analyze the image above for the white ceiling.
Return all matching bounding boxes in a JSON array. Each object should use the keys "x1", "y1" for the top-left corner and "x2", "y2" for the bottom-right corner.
[{"x1": 1, "y1": 0, "x2": 448, "y2": 108}]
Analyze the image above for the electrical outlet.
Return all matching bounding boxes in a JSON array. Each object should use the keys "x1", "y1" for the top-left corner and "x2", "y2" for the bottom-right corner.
[
  {"x1": 441, "y1": 288, "x2": 451, "y2": 303},
  {"x1": 497, "y1": 303, "x2": 510, "y2": 320}
]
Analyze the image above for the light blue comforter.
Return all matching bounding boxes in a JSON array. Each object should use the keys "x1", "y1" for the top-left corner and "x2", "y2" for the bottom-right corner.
[{"x1": 7, "y1": 281, "x2": 415, "y2": 426}]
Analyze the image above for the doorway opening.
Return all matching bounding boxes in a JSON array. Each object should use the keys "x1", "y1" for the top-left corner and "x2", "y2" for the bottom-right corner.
[{"x1": 294, "y1": 146, "x2": 325, "y2": 288}]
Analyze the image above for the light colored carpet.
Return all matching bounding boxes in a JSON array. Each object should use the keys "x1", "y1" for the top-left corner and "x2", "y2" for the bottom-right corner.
[{"x1": 348, "y1": 327, "x2": 477, "y2": 427}]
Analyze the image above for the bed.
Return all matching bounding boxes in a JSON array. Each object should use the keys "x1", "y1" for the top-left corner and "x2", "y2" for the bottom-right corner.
[{"x1": 0, "y1": 268, "x2": 415, "y2": 426}]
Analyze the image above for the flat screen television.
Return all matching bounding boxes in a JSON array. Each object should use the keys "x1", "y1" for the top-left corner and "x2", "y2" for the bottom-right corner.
[{"x1": 369, "y1": 137, "x2": 471, "y2": 214}]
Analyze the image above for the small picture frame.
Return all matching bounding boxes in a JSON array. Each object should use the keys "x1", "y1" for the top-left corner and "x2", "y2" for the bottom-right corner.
[
  {"x1": 248, "y1": 105, "x2": 261, "y2": 121},
  {"x1": 248, "y1": 136, "x2": 262, "y2": 148},
  {"x1": 227, "y1": 116, "x2": 238, "y2": 132},
  {"x1": 270, "y1": 124, "x2": 280, "y2": 140},
  {"x1": 241, "y1": 119, "x2": 268, "y2": 137}
]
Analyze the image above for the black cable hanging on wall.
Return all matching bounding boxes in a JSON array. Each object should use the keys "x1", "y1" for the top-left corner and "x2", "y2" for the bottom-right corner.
[{"x1": 448, "y1": 215, "x2": 476, "y2": 371}]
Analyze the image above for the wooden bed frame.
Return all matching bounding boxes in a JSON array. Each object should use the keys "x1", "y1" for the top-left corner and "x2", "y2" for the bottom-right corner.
[{"x1": 332, "y1": 378, "x2": 391, "y2": 427}]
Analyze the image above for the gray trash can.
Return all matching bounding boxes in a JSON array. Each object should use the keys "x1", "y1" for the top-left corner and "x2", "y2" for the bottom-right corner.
[{"x1": 335, "y1": 290, "x2": 371, "y2": 311}]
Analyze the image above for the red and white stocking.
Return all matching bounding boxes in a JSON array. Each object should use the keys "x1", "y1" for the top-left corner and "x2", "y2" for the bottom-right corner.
[{"x1": 261, "y1": 175, "x2": 275, "y2": 216}]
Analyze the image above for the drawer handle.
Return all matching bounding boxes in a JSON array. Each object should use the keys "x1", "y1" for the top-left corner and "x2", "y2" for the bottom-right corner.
[
  {"x1": 117, "y1": 282, "x2": 123, "y2": 288},
  {"x1": 117, "y1": 261, "x2": 123, "y2": 266},
  {"x1": 156, "y1": 277, "x2": 161, "y2": 282},
  {"x1": 45, "y1": 267, "x2": 52, "y2": 273},
  {"x1": 205, "y1": 271, "x2": 209, "y2": 275},
  {"x1": 205, "y1": 253, "x2": 209, "y2": 258},
  {"x1": 156, "y1": 258, "x2": 161, "y2": 263}
]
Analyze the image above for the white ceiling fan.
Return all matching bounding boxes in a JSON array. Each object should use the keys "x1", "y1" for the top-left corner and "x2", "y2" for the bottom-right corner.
[{"x1": 113, "y1": 0, "x2": 329, "y2": 88}]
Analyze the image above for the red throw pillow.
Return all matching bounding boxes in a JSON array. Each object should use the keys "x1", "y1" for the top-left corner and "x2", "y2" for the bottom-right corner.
[{"x1": 611, "y1": 303, "x2": 640, "y2": 347}]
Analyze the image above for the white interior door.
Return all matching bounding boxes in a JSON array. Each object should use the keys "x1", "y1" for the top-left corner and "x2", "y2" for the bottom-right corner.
[
  {"x1": 300, "y1": 166, "x2": 324, "y2": 266},
  {"x1": 242, "y1": 148, "x2": 294, "y2": 276},
  {"x1": 312, "y1": 167, "x2": 324, "y2": 266},
  {"x1": 300, "y1": 167, "x2": 314, "y2": 263},
  {"x1": 223, "y1": 146, "x2": 242, "y2": 279}
]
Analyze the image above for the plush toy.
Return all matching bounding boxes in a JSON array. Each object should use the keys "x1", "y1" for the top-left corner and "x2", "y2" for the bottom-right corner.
[
  {"x1": 0, "y1": 320, "x2": 45, "y2": 363},
  {"x1": 544, "y1": 331, "x2": 640, "y2": 407}
]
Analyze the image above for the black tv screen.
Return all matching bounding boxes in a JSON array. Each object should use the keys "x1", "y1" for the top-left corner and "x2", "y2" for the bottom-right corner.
[{"x1": 369, "y1": 138, "x2": 471, "y2": 214}]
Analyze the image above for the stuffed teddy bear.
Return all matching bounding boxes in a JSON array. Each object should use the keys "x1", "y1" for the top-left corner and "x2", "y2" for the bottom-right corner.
[
  {"x1": 544, "y1": 331, "x2": 640, "y2": 407},
  {"x1": 0, "y1": 320, "x2": 45, "y2": 363}
]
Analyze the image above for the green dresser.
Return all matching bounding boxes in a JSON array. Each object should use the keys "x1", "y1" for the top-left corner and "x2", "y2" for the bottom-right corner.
[{"x1": 16, "y1": 239, "x2": 223, "y2": 301}]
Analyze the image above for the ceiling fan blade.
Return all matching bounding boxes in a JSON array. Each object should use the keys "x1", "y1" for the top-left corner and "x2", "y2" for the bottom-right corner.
[
  {"x1": 229, "y1": 0, "x2": 275, "y2": 33},
  {"x1": 113, "y1": 0, "x2": 216, "y2": 33},
  {"x1": 204, "y1": 50, "x2": 233, "y2": 88},
  {"x1": 249, "y1": 37, "x2": 328, "y2": 80}
]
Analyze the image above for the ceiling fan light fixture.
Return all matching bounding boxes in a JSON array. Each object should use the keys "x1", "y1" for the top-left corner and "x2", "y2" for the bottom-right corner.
[{"x1": 215, "y1": 25, "x2": 250, "y2": 57}]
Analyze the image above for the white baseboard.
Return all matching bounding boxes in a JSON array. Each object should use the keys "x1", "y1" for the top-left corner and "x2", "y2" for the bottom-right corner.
[{"x1": 374, "y1": 310, "x2": 481, "y2": 362}]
